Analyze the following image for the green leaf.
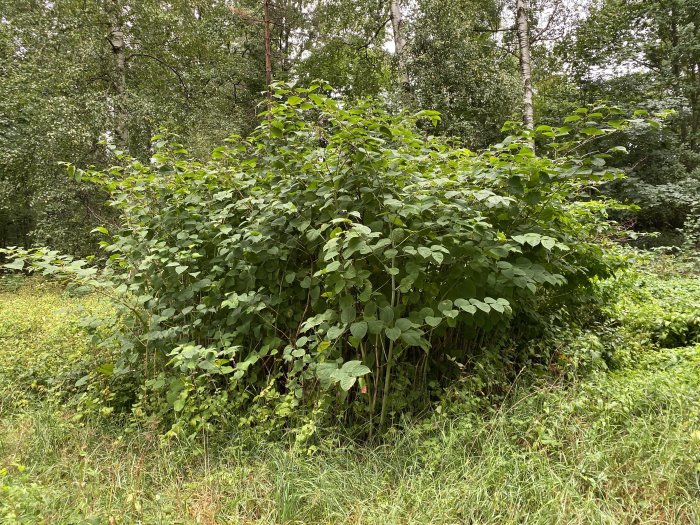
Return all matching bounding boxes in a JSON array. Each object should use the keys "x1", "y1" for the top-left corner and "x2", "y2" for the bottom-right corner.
[
  {"x1": 340, "y1": 295, "x2": 356, "y2": 324},
  {"x1": 385, "y1": 327, "x2": 401, "y2": 342},
  {"x1": 380, "y1": 306, "x2": 394, "y2": 324},
  {"x1": 75, "y1": 374, "x2": 90, "y2": 387},
  {"x1": 400, "y1": 330, "x2": 423, "y2": 346},
  {"x1": 326, "y1": 325, "x2": 345, "y2": 340},
  {"x1": 564, "y1": 115, "x2": 582, "y2": 123},
  {"x1": 425, "y1": 316, "x2": 442, "y2": 327},
  {"x1": 437, "y1": 300, "x2": 453, "y2": 313},
  {"x1": 161, "y1": 308, "x2": 176, "y2": 318},
  {"x1": 339, "y1": 375, "x2": 356, "y2": 391},
  {"x1": 417, "y1": 246, "x2": 432, "y2": 258},
  {"x1": 490, "y1": 302, "x2": 505, "y2": 314},
  {"x1": 350, "y1": 321, "x2": 368, "y2": 340},
  {"x1": 395, "y1": 318, "x2": 412, "y2": 331},
  {"x1": 316, "y1": 363, "x2": 338, "y2": 389},
  {"x1": 454, "y1": 298, "x2": 477, "y2": 314},
  {"x1": 341, "y1": 360, "x2": 371, "y2": 377},
  {"x1": 513, "y1": 233, "x2": 542, "y2": 247},
  {"x1": 3, "y1": 258, "x2": 25, "y2": 271},
  {"x1": 96, "y1": 363, "x2": 114, "y2": 376},
  {"x1": 580, "y1": 127, "x2": 605, "y2": 136},
  {"x1": 541, "y1": 237, "x2": 556, "y2": 250},
  {"x1": 325, "y1": 261, "x2": 341, "y2": 272},
  {"x1": 471, "y1": 299, "x2": 491, "y2": 313}
]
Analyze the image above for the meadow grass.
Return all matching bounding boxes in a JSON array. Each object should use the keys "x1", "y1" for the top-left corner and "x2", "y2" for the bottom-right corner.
[{"x1": 1, "y1": 275, "x2": 699, "y2": 524}]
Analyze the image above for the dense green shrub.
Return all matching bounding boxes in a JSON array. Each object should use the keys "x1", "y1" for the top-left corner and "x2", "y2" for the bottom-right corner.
[
  {"x1": 598, "y1": 117, "x2": 700, "y2": 243},
  {"x1": 680, "y1": 206, "x2": 700, "y2": 270},
  {"x1": 3, "y1": 86, "x2": 656, "y2": 437},
  {"x1": 610, "y1": 269, "x2": 700, "y2": 349}
]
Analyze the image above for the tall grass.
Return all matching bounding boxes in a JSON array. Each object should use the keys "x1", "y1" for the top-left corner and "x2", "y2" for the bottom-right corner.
[{"x1": 1, "y1": 276, "x2": 699, "y2": 524}]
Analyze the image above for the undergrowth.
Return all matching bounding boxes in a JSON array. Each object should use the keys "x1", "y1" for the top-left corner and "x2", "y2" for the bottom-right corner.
[{"x1": 1, "y1": 258, "x2": 699, "y2": 524}]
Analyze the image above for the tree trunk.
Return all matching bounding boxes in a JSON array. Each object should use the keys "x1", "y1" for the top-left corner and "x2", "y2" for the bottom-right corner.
[
  {"x1": 691, "y1": 31, "x2": 700, "y2": 151},
  {"x1": 516, "y1": 0, "x2": 534, "y2": 130},
  {"x1": 669, "y1": 4, "x2": 688, "y2": 144},
  {"x1": 107, "y1": 0, "x2": 128, "y2": 149},
  {"x1": 263, "y1": 0, "x2": 273, "y2": 112},
  {"x1": 390, "y1": 0, "x2": 409, "y2": 93},
  {"x1": 691, "y1": 63, "x2": 699, "y2": 151}
]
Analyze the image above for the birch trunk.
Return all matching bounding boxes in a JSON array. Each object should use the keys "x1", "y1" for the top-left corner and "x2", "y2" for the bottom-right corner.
[
  {"x1": 516, "y1": 0, "x2": 534, "y2": 130},
  {"x1": 390, "y1": 0, "x2": 409, "y2": 92},
  {"x1": 263, "y1": 0, "x2": 273, "y2": 109},
  {"x1": 108, "y1": 0, "x2": 128, "y2": 148}
]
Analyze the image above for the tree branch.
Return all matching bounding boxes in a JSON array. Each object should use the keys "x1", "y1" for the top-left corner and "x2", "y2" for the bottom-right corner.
[
  {"x1": 356, "y1": 16, "x2": 392, "y2": 50},
  {"x1": 472, "y1": 25, "x2": 515, "y2": 33},
  {"x1": 531, "y1": 0, "x2": 563, "y2": 44},
  {"x1": 126, "y1": 53, "x2": 189, "y2": 99}
]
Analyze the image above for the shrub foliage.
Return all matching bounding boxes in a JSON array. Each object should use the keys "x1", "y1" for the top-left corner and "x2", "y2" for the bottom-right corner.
[{"x1": 3, "y1": 85, "x2": 649, "y2": 436}]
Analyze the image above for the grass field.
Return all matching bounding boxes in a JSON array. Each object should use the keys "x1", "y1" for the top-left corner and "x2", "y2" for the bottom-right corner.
[{"x1": 1, "y1": 269, "x2": 699, "y2": 524}]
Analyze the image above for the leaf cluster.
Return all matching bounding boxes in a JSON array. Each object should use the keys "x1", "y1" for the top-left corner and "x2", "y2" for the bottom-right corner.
[{"x1": 5, "y1": 85, "x2": 642, "y2": 436}]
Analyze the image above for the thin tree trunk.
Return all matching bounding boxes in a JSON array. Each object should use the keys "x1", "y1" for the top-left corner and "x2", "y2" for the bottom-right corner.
[
  {"x1": 691, "y1": 65, "x2": 699, "y2": 151},
  {"x1": 108, "y1": 0, "x2": 128, "y2": 148},
  {"x1": 263, "y1": 0, "x2": 273, "y2": 112},
  {"x1": 669, "y1": 4, "x2": 688, "y2": 144},
  {"x1": 691, "y1": 52, "x2": 700, "y2": 151},
  {"x1": 390, "y1": 0, "x2": 409, "y2": 94},
  {"x1": 692, "y1": 0, "x2": 700, "y2": 151},
  {"x1": 516, "y1": 0, "x2": 534, "y2": 131}
]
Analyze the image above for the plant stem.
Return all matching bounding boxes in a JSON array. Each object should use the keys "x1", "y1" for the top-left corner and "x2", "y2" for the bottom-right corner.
[
  {"x1": 379, "y1": 339, "x2": 394, "y2": 432},
  {"x1": 379, "y1": 253, "x2": 397, "y2": 432}
]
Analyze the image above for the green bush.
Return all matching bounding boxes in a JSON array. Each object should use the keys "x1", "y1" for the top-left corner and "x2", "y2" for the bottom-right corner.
[
  {"x1": 680, "y1": 205, "x2": 700, "y2": 270},
  {"x1": 4, "y1": 86, "x2": 652, "y2": 437},
  {"x1": 610, "y1": 269, "x2": 700, "y2": 349}
]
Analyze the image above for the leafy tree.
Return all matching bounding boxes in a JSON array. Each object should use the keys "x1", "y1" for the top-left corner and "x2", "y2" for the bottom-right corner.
[
  {"x1": 0, "y1": 2, "x2": 112, "y2": 253},
  {"x1": 291, "y1": 0, "x2": 393, "y2": 97},
  {"x1": 0, "y1": 0, "x2": 270, "y2": 253},
  {"x1": 405, "y1": 0, "x2": 521, "y2": 146},
  {"x1": 571, "y1": 0, "x2": 700, "y2": 150},
  {"x1": 3, "y1": 0, "x2": 692, "y2": 255},
  {"x1": 558, "y1": 0, "x2": 700, "y2": 238}
]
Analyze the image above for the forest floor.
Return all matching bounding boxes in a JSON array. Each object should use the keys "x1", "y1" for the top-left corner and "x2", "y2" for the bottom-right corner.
[{"x1": 1, "y1": 259, "x2": 699, "y2": 524}]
